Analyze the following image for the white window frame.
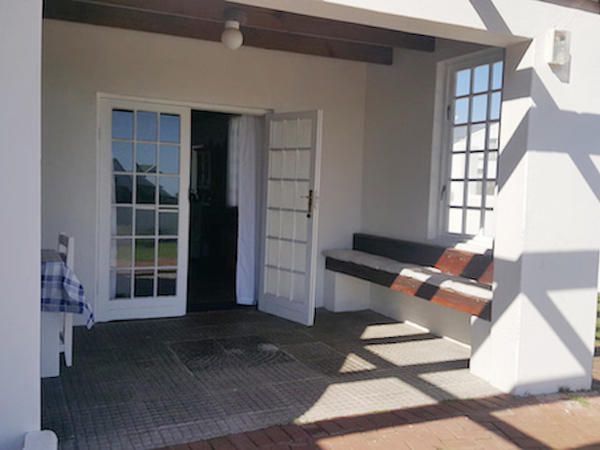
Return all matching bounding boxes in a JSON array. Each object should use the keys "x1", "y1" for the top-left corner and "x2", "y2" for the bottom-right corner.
[{"x1": 428, "y1": 48, "x2": 505, "y2": 252}]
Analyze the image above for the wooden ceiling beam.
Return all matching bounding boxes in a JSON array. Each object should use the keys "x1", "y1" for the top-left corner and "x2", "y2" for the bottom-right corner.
[
  {"x1": 72, "y1": 0, "x2": 226, "y2": 20},
  {"x1": 65, "y1": 0, "x2": 435, "y2": 52},
  {"x1": 44, "y1": 0, "x2": 224, "y2": 41},
  {"x1": 228, "y1": 2, "x2": 435, "y2": 52},
  {"x1": 243, "y1": 27, "x2": 392, "y2": 64},
  {"x1": 44, "y1": 0, "x2": 393, "y2": 65}
]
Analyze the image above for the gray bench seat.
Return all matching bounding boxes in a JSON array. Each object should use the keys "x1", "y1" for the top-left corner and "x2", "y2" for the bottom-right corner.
[{"x1": 324, "y1": 234, "x2": 493, "y2": 320}]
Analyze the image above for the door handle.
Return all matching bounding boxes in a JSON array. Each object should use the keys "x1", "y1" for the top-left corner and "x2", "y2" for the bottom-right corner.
[{"x1": 302, "y1": 189, "x2": 314, "y2": 219}]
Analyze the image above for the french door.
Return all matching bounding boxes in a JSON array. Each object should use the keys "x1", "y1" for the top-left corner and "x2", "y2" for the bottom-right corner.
[
  {"x1": 97, "y1": 97, "x2": 190, "y2": 321},
  {"x1": 258, "y1": 111, "x2": 322, "y2": 326}
]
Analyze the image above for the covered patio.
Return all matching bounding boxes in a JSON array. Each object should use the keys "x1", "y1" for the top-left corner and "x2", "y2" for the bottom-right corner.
[
  {"x1": 42, "y1": 309, "x2": 499, "y2": 449},
  {"x1": 3, "y1": 1, "x2": 600, "y2": 450}
]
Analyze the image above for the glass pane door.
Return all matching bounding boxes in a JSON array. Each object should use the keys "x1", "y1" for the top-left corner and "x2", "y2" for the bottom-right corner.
[
  {"x1": 259, "y1": 111, "x2": 322, "y2": 326},
  {"x1": 110, "y1": 108, "x2": 182, "y2": 300}
]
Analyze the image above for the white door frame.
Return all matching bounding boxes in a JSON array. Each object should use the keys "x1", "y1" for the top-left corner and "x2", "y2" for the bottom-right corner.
[{"x1": 95, "y1": 94, "x2": 270, "y2": 322}]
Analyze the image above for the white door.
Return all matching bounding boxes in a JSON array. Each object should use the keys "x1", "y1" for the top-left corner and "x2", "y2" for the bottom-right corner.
[
  {"x1": 97, "y1": 98, "x2": 190, "y2": 321},
  {"x1": 259, "y1": 111, "x2": 322, "y2": 326}
]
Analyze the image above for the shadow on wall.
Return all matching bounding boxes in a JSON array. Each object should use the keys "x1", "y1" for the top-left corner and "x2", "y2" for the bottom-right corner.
[{"x1": 497, "y1": 44, "x2": 600, "y2": 202}]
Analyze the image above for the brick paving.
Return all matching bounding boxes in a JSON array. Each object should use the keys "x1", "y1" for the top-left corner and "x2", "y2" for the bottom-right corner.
[
  {"x1": 159, "y1": 390, "x2": 600, "y2": 450},
  {"x1": 159, "y1": 350, "x2": 600, "y2": 450}
]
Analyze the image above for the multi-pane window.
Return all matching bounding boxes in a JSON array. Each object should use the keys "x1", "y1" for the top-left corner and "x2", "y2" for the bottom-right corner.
[
  {"x1": 110, "y1": 109, "x2": 181, "y2": 299},
  {"x1": 445, "y1": 58, "x2": 503, "y2": 237}
]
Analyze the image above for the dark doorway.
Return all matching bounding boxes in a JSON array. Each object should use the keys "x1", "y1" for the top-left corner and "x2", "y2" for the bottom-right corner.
[{"x1": 187, "y1": 111, "x2": 238, "y2": 312}]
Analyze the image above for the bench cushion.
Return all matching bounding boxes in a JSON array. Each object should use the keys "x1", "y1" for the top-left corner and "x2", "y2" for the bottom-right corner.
[{"x1": 324, "y1": 249, "x2": 491, "y2": 320}]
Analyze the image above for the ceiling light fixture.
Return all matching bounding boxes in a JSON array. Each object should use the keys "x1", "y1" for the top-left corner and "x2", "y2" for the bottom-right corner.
[{"x1": 221, "y1": 20, "x2": 243, "y2": 50}]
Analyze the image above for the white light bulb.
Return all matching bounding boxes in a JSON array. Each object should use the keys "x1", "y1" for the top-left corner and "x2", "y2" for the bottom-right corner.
[{"x1": 221, "y1": 20, "x2": 243, "y2": 50}]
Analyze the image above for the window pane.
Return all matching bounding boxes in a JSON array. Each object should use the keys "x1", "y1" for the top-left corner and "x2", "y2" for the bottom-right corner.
[
  {"x1": 450, "y1": 153, "x2": 465, "y2": 179},
  {"x1": 134, "y1": 270, "x2": 154, "y2": 297},
  {"x1": 112, "y1": 141, "x2": 133, "y2": 172},
  {"x1": 471, "y1": 94, "x2": 488, "y2": 122},
  {"x1": 465, "y1": 209, "x2": 482, "y2": 235},
  {"x1": 492, "y1": 61, "x2": 504, "y2": 90},
  {"x1": 473, "y1": 64, "x2": 490, "y2": 94},
  {"x1": 159, "y1": 145, "x2": 179, "y2": 174},
  {"x1": 159, "y1": 211, "x2": 178, "y2": 235},
  {"x1": 448, "y1": 208, "x2": 463, "y2": 234},
  {"x1": 135, "y1": 209, "x2": 155, "y2": 236},
  {"x1": 454, "y1": 98, "x2": 469, "y2": 124},
  {"x1": 113, "y1": 270, "x2": 131, "y2": 299},
  {"x1": 136, "y1": 175, "x2": 156, "y2": 204},
  {"x1": 135, "y1": 239, "x2": 155, "y2": 267},
  {"x1": 490, "y1": 92, "x2": 502, "y2": 120},
  {"x1": 484, "y1": 210, "x2": 496, "y2": 236},
  {"x1": 455, "y1": 69, "x2": 471, "y2": 97},
  {"x1": 112, "y1": 110, "x2": 133, "y2": 139},
  {"x1": 487, "y1": 151, "x2": 498, "y2": 178},
  {"x1": 485, "y1": 181, "x2": 496, "y2": 208},
  {"x1": 136, "y1": 111, "x2": 157, "y2": 141},
  {"x1": 158, "y1": 270, "x2": 177, "y2": 296},
  {"x1": 488, "y1": 122, "x2": 500, "y2": 149},
  {"x1": 160, "y1": 114, "x2": 180, "y2": 143},
  {"x1": 467, "y1": 181, "x2": 483, "y2": 207},
  {"x1": 449, "y1": 182, "x2": 464, "y2": 206},
  {"x1": 114, "y1": 207, "x2": 132, "y2": 235},
  {"x1": 468, "y1": 153, "x2": 485, "y2": 179},
  {"x1": 113, "y1": 239, "x2": 132, "y2": 268},
  {"x1": 114, "y1": 175, "x2": 133, "y2": 204},
  {"x1": 158, "y1": 239, "x2": 177, "y2": 267},
  {"x1": 452, "y1": 126, "x2": 468, "y2": 151},
  {"x1": 445, "y1": 59, "x2": 504, "y2": 239},
  {"x1": 159, "y1": 177, "x2": 179, "y2": 205},
  {"x1": 136, "y1": 144, "x2": 157, "y2": 173},
  {"x1": 470, "y1": 124, "x2": 486, "y2": 151}
]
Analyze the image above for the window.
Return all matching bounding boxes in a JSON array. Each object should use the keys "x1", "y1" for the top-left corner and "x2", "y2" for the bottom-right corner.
[
  {"x1": 110, "y1": 108, "x2": 181, "y2": 299},
  {"x1": 442, "y1": 55, "x2": 504, "y2": 239}
]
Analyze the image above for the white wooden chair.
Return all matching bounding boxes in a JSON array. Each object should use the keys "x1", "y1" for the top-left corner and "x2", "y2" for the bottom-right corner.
[{"x1": 57, "y1": 233, "x2": 75, "y2": 367}]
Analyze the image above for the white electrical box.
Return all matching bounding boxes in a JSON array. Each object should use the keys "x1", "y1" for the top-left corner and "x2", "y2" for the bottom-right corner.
[{"x1": 545, "y1": 29, "x2": 571, "y2": 66}]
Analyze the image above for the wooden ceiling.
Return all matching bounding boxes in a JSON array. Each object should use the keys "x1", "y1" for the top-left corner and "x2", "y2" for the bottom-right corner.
[{"x1": 43, "y1": 0, "x2": 436, "y2": 65}]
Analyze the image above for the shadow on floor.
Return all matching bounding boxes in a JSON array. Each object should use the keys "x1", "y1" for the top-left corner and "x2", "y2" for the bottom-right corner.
[
  {"x1": 41, "y1": 309, "x2": 543, "y2": 449},
  {"x1": 160, "y1": 389, "x2": 600, "y2": 450}
]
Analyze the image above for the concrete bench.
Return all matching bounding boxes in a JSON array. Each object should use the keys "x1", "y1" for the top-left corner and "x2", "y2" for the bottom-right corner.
[{"x1": 323, "y1": 233, "x2": 493, "y2": 320}]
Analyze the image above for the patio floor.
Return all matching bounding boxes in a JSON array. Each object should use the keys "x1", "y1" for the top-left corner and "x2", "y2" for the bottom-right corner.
[{"x1": 42, "y1": 309, "x2": 501, "y2": 449}]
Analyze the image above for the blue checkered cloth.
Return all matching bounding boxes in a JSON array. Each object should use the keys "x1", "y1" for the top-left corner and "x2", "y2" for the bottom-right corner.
[{"x1": 41, "y1": 250, "x2": 94, "y2": 328}]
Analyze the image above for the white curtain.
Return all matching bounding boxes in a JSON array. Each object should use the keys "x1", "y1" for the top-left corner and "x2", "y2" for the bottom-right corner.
[{"x1": 228, "y1": 115, "x2": 263, "y2": 305}]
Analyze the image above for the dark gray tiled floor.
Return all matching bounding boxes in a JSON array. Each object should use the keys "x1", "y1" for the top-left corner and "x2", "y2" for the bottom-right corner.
[{"x1": 42, "y1": 309, "x2": 498, "y2": 449}]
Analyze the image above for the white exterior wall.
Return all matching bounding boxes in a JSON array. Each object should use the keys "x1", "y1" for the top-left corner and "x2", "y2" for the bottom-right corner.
[
  {"x1": 361, "y1": 41, "x2": 486, "y2": 344},
  {"x1": 42, "y1": 20, "x2": 367, "y2": 316},
  {"x1": 0, "y1": 1, "x2": 42, "y2": 449},
  {"x1": 478, "y1": 26, "x2": 600, "y2": 394}
]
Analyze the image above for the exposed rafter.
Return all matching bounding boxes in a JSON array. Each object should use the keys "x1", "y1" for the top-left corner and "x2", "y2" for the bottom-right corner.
[{"x1": 44, "y1": 0, "x2": 437, "y2": 65}]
